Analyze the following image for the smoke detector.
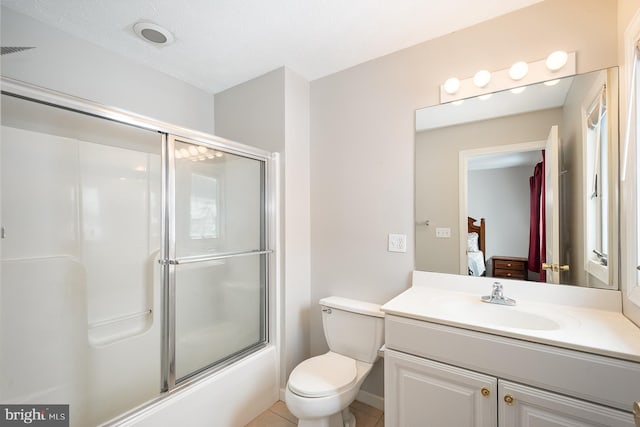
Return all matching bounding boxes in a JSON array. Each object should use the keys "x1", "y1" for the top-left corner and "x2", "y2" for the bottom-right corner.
[{"x1": 133, "y1": 22, "x2": 174, "y2": 46}]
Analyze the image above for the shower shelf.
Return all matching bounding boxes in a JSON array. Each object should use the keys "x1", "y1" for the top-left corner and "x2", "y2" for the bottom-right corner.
[
  {"x1": 88, "y1": 309, "x2": 153, "y2": 346},
  {"x1": 88, "y1": 309, "x2": 152, "y2": 329}
]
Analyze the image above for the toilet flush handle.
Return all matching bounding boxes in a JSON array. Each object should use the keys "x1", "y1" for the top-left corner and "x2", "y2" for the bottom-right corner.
[{"x1": 322, "y1": 308, "x2": 332, "y2": 314}]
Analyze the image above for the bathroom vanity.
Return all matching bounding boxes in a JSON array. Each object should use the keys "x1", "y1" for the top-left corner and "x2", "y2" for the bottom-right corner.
[{"x1": 381, "y1": 271, "x2": 640, "y2": 426}]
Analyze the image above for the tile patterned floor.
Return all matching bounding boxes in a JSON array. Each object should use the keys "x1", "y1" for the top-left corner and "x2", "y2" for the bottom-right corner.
[{"x1": 245, "y1": 400, "x2": 384, "y2": 427}]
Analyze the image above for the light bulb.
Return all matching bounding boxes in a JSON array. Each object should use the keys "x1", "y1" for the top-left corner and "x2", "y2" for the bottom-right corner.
[
  {"x1": 188, "y1": 146, "x2": 199, "y2": 155},
  {"x1": 197, "y1": 146, "x2": 208, "y2": 154},
  {"x1": 443, "y1": 77, "x2": 461, "y2": 95},
  {"x1": 473, "y1": 70, "x2": 491, "y2": 88},
  {"x1": 509, "y1": 61, "x2": 529, "y2": 81},
  {"x1": 546, "y1": 50, "x2": 568, "y2": 72}
]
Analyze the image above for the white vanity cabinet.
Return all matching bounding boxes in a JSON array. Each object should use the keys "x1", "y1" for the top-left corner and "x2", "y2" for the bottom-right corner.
[
  {"x1": 384, "y1": 314, "x2": 638, "y2": 427},
  {"x1": 386, "y1": 347, "x2": 634, "y2": 427},
  {"x1": 386, "y1": 348, "x2": 496, "y2": 426},
  {"x1": 499, "y1": 381, "x2": 634, "y2": 426}
]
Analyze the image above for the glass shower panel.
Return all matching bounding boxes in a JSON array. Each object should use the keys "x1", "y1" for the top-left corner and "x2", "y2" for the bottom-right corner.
[
  {"x1": 1, "y1": 94, "x2": 163, "y2": 426},
  {"x1": 174, "y1": 254, "x2": 266, "y2": 380},
  {"x1": 172, "y1": 138, "x2": 267, "y2": 381},
  {"x1": 174, "y1": 140, "x2": 264, "y2": 259}
]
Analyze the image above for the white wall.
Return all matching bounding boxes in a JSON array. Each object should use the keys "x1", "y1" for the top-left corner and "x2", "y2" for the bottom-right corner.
[
  {"x1": 468, "y1": 165, "x2": 533, "y2": 262},
  {"x1": 310, "y1": 0, "x2": 618, "y2": 398},
  {"x1": 0, "y1": 7, "x2": 215, "y2": 134}
]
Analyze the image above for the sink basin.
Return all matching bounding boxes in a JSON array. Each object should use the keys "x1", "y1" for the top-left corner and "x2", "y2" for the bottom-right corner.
[
  {"x1": 468, "y1": 306, "x2": 561, "y2": 330},
  {"x1": 430, "y1": 294, "x2": 576, "y2": 331}
]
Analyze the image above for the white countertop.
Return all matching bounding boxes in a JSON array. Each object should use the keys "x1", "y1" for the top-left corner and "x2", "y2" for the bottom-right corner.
[{"x1": 381, "y1": 271, "x2": 640, "y2": 362}]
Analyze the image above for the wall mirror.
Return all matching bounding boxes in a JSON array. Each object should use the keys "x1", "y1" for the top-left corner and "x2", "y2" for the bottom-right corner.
[{"x1": 415, "y1": 67, "x2": 619, "y2": 289}]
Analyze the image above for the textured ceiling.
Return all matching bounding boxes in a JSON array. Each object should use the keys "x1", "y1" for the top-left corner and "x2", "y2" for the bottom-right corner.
[{"x1": 1, "y1": 0, "x2": 542, "y2": 94}]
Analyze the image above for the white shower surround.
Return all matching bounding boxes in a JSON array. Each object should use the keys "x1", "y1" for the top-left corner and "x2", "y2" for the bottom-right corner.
[{"x1": 0, "y1": 81, "x2": 281, "y2": 427}]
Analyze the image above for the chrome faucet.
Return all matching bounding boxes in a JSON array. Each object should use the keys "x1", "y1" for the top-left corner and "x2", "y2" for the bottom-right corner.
[{"x1": 481, "y1": 282, "x2": 516, "y2": 306}]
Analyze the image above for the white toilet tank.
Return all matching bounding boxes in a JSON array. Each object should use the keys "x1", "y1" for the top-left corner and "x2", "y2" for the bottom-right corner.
[{"x1": 320, "y1": 296, "x2": 384, "y2": 364}]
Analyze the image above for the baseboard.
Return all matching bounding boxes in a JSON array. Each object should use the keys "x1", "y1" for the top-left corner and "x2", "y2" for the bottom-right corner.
[
  {"x1": 279, "y1": 387, "x2": 287, "y2": 402},
  {"x1": 355, "y1": 390, "x2": 384, "y2": 411}
]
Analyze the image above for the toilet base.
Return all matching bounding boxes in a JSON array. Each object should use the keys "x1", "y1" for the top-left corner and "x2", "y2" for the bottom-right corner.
[{"x1": 342, "y1": 408, "x2": 356, "y2": 427}]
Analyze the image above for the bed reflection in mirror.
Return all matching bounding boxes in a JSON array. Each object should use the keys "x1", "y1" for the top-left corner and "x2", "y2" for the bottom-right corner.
[{"x1": 415, "y1": 67, "x2": 619, "y2": 290}]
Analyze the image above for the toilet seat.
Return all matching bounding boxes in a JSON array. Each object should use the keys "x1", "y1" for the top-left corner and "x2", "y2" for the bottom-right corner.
[{"x1": 288, "y1": 352, "x2": 357, "y2": 398}]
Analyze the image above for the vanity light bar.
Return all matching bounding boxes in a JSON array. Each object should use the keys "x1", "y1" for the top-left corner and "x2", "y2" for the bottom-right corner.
[{"x1": 440, "y1": 51, "x2": 576, "y2": 104}]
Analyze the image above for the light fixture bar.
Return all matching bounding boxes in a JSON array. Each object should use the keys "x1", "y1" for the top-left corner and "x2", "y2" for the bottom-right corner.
[{"x1": 439, "y1": 51, "x2": 576, "y2": 104}]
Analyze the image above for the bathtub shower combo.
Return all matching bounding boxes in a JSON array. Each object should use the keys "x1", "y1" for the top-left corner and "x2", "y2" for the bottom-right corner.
[{"x1": 0, "y1": 80, "x2": 275, "y2": 426}]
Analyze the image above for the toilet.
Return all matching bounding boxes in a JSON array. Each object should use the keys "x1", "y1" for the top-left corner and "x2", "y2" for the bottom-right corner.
[{"x1": 285, "y1": 296, "x2": 385, "y2": 427}]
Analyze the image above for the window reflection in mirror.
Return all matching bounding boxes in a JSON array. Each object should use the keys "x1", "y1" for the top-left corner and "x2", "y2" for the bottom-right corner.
[{"x1": 584, "y1": 79, "x2": 609, "y2": 284}]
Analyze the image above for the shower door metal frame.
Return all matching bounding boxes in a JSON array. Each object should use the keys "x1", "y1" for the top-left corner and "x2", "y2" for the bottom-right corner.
[
  {"x1": 1, "y1": 76, "x2": 276, "y2": 415},
  {"x1": 161, "y1": 134, "x2": 272, "y2": 391}
]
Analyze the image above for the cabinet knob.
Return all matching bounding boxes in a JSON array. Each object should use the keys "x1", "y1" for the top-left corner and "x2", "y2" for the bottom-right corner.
[
  {"x1": 481, "y1": 387, "x2": 490, "y2": 397},
  {"x1": 507, "y1": 263, "x2": 512, "y2": 267},
  {"x1": 504, "y1": 394, "x2": 514, "y2": 405}
]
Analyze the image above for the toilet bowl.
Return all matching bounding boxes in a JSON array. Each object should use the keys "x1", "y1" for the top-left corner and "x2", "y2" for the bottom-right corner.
[{"x1": 285, "y1": 297, "x2": 384, "y2": 427}]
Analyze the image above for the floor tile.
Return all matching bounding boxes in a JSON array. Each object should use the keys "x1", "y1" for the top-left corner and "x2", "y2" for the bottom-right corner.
[
  {"x1": 246, "y1": 400, "x2": 384, "y2": 427},
  {"x1": 245, "y1": 410, "x2": 296, "y2": 427},
  {"x1": 270, "y1": 400, "x2": 298, "y2": 424},
  {"x1": 350, "y1": 400, "x2": 383, "y2": 419}
]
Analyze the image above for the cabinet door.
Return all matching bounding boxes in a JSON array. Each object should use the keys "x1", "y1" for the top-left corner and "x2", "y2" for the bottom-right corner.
[
  {"x1": 499, "y1": 381, "x2": 635, "y2": 427},
  {"x1": 385, "y1": 348, "x2": 496, "y2": 427}
]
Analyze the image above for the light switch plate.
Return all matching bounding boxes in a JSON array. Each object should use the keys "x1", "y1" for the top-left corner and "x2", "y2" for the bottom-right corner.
[
  {"x1": 388, "y1": 234, "x2": 407, "y2": 252},
  {"x1": 436, "y1": 227, "x2": 451, "y2": 238}
]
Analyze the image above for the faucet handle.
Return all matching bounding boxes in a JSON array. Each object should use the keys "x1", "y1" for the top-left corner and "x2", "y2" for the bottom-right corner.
[
  {"x1": 482, "y1": 281, "x2": 516, "y2": 306},
  {"x1": 492, "y1": 282, "x2": 503, "y2": 294}
]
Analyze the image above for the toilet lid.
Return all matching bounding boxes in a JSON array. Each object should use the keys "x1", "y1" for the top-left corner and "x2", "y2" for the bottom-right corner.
[{"x1": 288, "y1": 352, "x2": 357, "y2": 398}]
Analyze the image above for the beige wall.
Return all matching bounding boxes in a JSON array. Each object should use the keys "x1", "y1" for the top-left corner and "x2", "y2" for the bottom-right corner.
[
  {"x1": 215, "y1": 69, "x2": 286, "y2": 153},
  {"x1": 415, "y1": 108, "x2": 562, "y2": 274},
  {"x1": 282, "y1": 68, "x2": 312, "y2": 385},
  {"x1": 214, "y1": 67, "x2": 312, "y2": 393},
  {"x1": 310, "y1": 0, "x2": 617, "y2": 397}
]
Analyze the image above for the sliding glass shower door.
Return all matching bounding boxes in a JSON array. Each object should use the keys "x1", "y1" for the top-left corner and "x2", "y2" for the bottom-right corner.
[
  {"x1": 167, "y1": 136, "x2": 268, "y2": 385},
  {"x1": 0, "y1": 86, "x2": 271, "y2": 426}
]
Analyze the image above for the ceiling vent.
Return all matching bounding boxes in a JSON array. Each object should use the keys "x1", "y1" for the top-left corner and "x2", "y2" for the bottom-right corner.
[
  {"x1": 133, "y1": 22, "x2": 174, "y2": 46},
  {"x1": 1, "y1": 47, "x2": 35, "y2": 55}
]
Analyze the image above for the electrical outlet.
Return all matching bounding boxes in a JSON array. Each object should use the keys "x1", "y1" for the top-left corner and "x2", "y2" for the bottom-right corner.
[
  {"x1": 436, "y1": 227, "x2": 451, "y2": 238},
  {"x1": 388, "y1": 234, "x2": 407, "y2": 252}
]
